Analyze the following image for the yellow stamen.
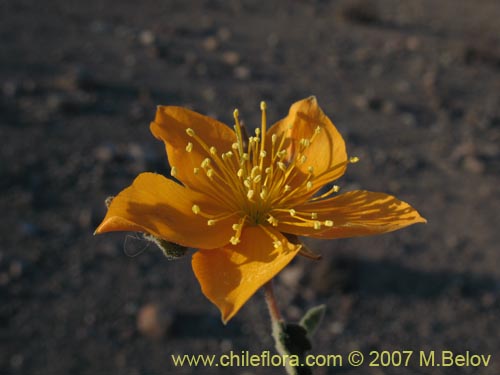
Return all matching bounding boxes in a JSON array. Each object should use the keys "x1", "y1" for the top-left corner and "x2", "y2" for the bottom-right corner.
[
  {"x1": 349, "y1": 156, "x2": 360, "y2": 163},
  {"x1": 247, "y1": 190, "x2": 255, "y2": 200}
]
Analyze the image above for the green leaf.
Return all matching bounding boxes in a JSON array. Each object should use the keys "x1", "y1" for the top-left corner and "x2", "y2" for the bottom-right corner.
[
  {"x1": 272, "y1": 321, "x2": 313, "y2": 375},
  {"x1": 299, "y1": 304, "x2": 326, "y2": 337}
]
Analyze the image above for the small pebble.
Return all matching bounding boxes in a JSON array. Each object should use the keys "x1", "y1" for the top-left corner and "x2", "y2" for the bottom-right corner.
[
  {"x1": 222, "y1": 51, "x2": 240, "y2": 66},
  {"x1": 139, "y1": 30, "x2": 155, "y2": 46},
  {"x1": 463, "y1": 156, "x2": 484, "y2": 174},
  {"x1": 202, "y1": 36, "x2": 218, "y2": 52},
  {"x1": 233, "y1": 66, "x2": 250, "y2": 80},
  {"x1": 137, "y1": 303, "x2": 172, "y2": 339},
  {"x1": 9, "y1": 261, "x2": 23, "y2": 279}
]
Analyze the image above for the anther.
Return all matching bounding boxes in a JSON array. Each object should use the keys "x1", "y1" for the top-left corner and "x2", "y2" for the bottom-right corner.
[
  {"x1": 306, "y1": 181, "x2": 313, "y2": 191},
  {"x1": 267, "y1": 216, "x2": 279, "y2": 226},
  {"x1": 233, "y1": 109, "x2": 239, "y2": 118},
  {"x1": 210, "y1": 146, "x2": 217, "y2": 155},
  {"x1": 193, "y1": 167, "x2": 200, "y2": 175},
  {"x1": 260, "y1": 150, "x2": 267, "y2": 158},
  {"x1": 260, "y1": 101, "x2": 267, "y2": 110},
  {"x1": 289, "y1": 209, "x2": 296, "y2": 217},
  {"x1": 253, "y1": 175, "x2": 262, "y2": 183},
  {"x1": 232, "y1": 224, "x2": 240, "y2": 231},
  {"x1": 271, "y1": 134, "x2": 277, "y2": 144},
  {"x1": 277, "y1": 162, "x2": 286, "y2": 171},
  {"x1": 255, "y1": 128, "x2": 261, "y2": 136},
  {"x1": 300, "y1": 155, "x2": 307, "y2": 164},
  {"x1": 324, "y1": 220, "x2": 334, "y2": 227},
  {"x1": 300, "y1": 138, "x2": 310, "y2": 147},
  {"x1": 230, "y1": 236, "x2": 240, "y2": 245},
  {"x1": 250, "y1": 166, "x2": 260, "y2": 178},
  {"x1": 314, "y1": 126, "x2": 321, "y2": 135},
  {"x1": 186, "y1": 128, "x2": 195, "y2": 137},
  {"x1": 313, "y1": 221, "x2": 321, "y2": 230},
  {"x1": 232, "y1": 143, "x2": 239, "y2": 150},
  {"x1": 206, "y1": 169, "x2": 214, "y2": 179},
  {"x1": 284, "y1": 185, "x2": 291, "y2": 192},
  {"x1": 273, "y1": 240, "x2": 282, "y2": 249},
  {"x1": 201, "y1": 158, "x2": 211, "y2": 169},
  {"x1": 170, "y1": 166, "x2": 177, "y2": 177},
  {"x1": 307, "y1": 166, "x2": 314, "y2": 174},
  {"x1": 349, "y1": 156, "x2": 360, "y2": 163},
  {"x1": 247, "y1": 190, "x2": 255, "y2": 200},
  {"x1": 207, "y1": 220, "x2": 216, "y2": 226},
  {"x1": 278, "y1": 150, "x2": 287, "y2": 159},
  {"x1": 186, "y1": 142, "x2": 193, "y2": 152},
  {"x1": 311, "y1": 212, "x2": 318, "y2": 219},
  {"x1": 265, "y1": 167, "x2": 272, "y2": 174},
  {"x1": 192, "y1": 205, "x2": 200, "y2": 214},
  {"x1": 237, "y1": 169, "x2": 244, "y2": 178}
]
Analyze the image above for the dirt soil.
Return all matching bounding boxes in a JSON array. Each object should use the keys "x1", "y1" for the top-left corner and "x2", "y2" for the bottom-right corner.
[{"x1": 1, "y1": 0, "x2": 500, "y2": 374}]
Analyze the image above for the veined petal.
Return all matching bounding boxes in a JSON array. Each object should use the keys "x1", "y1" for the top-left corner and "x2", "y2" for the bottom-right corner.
[
  {"x1": 151, "y1": 106, "x2": 237, "y2": 194},
  {"x1": 276, "y1": 190, "x2": 426, "y2": 238},
  {"x1": 267, "y1": 96, "x2": 347, "y2": 191},
  {"x1": 95, "y1": 172, "x2": 236, "y2": 249},
  {"x1": 192, "y1": 225, "x2": 301, "y2": 323}
]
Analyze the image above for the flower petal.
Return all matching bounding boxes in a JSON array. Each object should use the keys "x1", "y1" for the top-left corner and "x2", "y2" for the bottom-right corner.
[
  {"x1": 192, "y1": 225, "x2": 301, "y2": 323},
  {"x1": 150, "y1": 106, "x2": 237, "y2": 194},
  {"x1": 267, "y1": 96, "x2": 348, "y2": 191},
  {"x1": 95, "y1": 172, "x2": 236, "y2": 249},
  {"x1": 276, "y1": 190, "x2": 426, "y2": 238}
]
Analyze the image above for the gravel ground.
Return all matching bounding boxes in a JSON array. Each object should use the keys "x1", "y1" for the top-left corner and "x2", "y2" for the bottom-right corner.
[{"x1": 1, "y1": 0, "x2": 499, "y2": 374}]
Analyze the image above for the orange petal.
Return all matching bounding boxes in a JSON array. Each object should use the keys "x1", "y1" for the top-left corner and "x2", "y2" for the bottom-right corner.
[
  {"x1": 267, "y1": 96, "x2": 347, "y2": 192},
  {"x1": 95, "y1": 172, "x2": 237, "y2": 249},
  {"x1": 192, "y1": 225, "x2": 301, "y2": 323},
  {"x1": 150, "y1": 106, "x2": 236, "y2": 196},
  {"x1": 276, "y1": 190, "x2": 426, "y2": 239}
]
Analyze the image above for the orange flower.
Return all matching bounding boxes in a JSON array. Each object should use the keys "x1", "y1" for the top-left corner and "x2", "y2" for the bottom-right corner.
[{"x1": 95, "y1": 97, "x2": 426, "y2": 323}]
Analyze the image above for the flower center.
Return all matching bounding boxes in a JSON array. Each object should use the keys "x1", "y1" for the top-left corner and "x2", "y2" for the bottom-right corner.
[{"x1": 181, "y1": 102, "x2": 358, "y2": 245}]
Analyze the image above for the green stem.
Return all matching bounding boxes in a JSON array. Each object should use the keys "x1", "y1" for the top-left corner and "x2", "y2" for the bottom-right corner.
[
  {"x1": 264, "y1": 280, "x2": 297, "y2": 375},
  {"x1": 264, "y1": 280, "x2": 283, "y2": 323}
]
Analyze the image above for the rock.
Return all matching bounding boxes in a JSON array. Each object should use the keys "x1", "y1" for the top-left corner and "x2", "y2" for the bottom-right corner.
[
  {"x1": 3, "y1": 81, "x2": 19, "y2": 98},
  {"x1": 222, "y1": 51, "x2": 240, "y2": 66},
  {"x1": 137, "y1": 303, "x2": 172, "y2": 339},
  {"x1": 138, "y1": 30, "x2": 156, "y2": 46},
  {"x1": 216, "y1": 27, "x2": 231, "y2": 41},
  {"x1": 94, "y1": 144, "x2": 115, "y2": 163},
  {"x1": 9, "y1": 260, "x2": 24, "y2": 279},
  {"x1": 202, "y1": 36, "x2": 218, "y2": 52},
  {"x1": 279, "y1": 264, "x2": 303, "y2": 289},
  {"x1": 0, "y1": 273, "x2": 9, "y2": 286},
  {"x1": 463, "y1": 155, "x2": 484, "y2": 174},
  {"x1": 233, "y1": 66, "x2": 250, "y2": 80}
]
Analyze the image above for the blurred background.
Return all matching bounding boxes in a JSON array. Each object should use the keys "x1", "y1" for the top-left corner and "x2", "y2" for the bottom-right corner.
[{"x1": 1, "y1": 0, "x2": 499, "y2": 374}]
